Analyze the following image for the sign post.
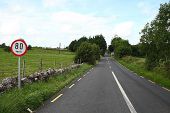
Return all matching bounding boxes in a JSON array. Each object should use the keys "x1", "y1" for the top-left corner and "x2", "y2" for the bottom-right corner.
[{"x1": 10, "y1": 39, "x2": 28, "y2": 88}]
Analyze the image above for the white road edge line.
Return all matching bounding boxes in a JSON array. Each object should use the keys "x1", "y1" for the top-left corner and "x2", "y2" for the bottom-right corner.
[
  {"x1": 69, "y1": 84, "x2": 75, "y2": 88},
  {"x1": 83, "y1": 74, "x2": 86, "y2": 77},
  {"x1": 163, "y1": 87, "x2": 170, "y2": 92},
  {"x1": 140, "y1": 76, "x2": 144, "y2": 78},
  {"x1": 112, "y1": 71, "x2": 137, "y2": 113},
  {"x1": 78, "y1": 78, "x2": 82, "y2": 81},
  {"x1": 51, "y1": 94, "x2": 63, "y2": 103},
  {"x1": 148, "y1": 80, "x2": 155, "y2": 84},
  {"x1": 27, "y1": 108, "x2": 33, "y2": 113}
]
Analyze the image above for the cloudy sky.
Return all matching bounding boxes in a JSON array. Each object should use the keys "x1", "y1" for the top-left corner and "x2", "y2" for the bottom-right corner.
[{"x1": 0, "y1": 0, "x2": 168, "y2": 48}]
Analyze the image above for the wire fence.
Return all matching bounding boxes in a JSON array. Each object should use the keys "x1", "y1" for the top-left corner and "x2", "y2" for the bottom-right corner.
[{"x1": 0, "y1": 58, "x2": 75, "y2": 82}]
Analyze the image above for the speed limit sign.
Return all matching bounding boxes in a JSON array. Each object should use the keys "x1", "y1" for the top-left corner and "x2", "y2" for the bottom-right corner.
[
  {"x1": 10, "y1": 39, "x2": 28, "y2": 88},
  {"x1": 10, "y1": 39, "x2": 28, "y2": 57}
]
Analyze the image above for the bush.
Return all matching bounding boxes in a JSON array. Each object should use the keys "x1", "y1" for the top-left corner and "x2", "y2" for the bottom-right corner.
[
  {"x1": 3, "y1": 46, "x2": 10, "y2": 52},
  {"x1": 75, "y1": 42, "x2": 96, "y2": 65}
]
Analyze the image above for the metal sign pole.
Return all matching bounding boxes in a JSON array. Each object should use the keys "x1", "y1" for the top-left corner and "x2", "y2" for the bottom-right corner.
[{"x1": 18, "y1": 57, "x2": 21, "y2": 88}]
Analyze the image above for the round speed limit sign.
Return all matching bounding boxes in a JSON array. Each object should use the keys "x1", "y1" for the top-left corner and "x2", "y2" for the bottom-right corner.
[{"x1": 10, "y1": 39, "x2": 28, "y2": 57}]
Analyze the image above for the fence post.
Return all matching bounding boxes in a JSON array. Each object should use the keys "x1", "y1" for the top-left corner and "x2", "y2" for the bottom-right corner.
[
  {"x1": 60, "y1": 63, "x2": 63, "y2": 69},
  {"x1": 55, "y1": 59, "x2": 56, "y2": 67},
  {"x1": 40, "y1": 58, "x2": 42, "y2": 71},
  {"x1": 22, "y1": 59, "x2": 26, "y2": 78}
]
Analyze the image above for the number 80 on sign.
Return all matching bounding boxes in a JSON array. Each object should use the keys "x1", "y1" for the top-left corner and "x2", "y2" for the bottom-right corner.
[{"x1": 10, "y1": 39, "x2": 28, "y2": 57}]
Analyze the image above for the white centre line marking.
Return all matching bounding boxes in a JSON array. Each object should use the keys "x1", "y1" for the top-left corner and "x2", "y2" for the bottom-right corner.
[
  {"x1": 112, "y1": 71, "x2": 137, "y2": 113},
  {"x1": 51, "y1": 94, "x2": 63, "y2": 103},
  {"x1": 78, "y1": 78, "x2": 82, "y2": 81},
  {"x1": 69, "y1": 84, "x2": 75, "y2": 88}
]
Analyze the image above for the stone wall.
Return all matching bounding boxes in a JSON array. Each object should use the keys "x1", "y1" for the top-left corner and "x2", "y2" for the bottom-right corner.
[{"x1": 0, "y1": 64, "x2": 81, "y2": 93}]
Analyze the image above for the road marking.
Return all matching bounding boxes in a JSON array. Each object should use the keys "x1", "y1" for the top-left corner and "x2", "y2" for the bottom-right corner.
[
  {"x1": 148, "y1": 80, "x2": 155, "y2": 84},
  {"x1": 140, "y1": 76, "x2": 144, "y2": 78},
  {"x1": 112, "y1": 71, "x2": 137, "y2": 113},
  {"x1": 163, "y1": 87, "x2": 170, "y2": 92},
  {"x1": 27, "y1": 108, "x2": 33, "y2": 113},
  {"x1": 83, "y1": 74, "x2": 86, "y2": 77},
  {"x1": 51, "y1": 94, "x2": 63, "y2": 103},
  {"x1": 78, "y1": 78, "x2": 82, "y2": 81},
  {"x1": 69, "y1": 84, "x2": 75, "y2": 88}
]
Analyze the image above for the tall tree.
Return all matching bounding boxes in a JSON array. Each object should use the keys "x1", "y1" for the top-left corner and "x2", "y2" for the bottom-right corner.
[
  {"x1": 93, "y1": 34, "x2": 107, "y2": 56},
  {"x1": 140, "y1": 2, "x2": 170, "y2": 70}
]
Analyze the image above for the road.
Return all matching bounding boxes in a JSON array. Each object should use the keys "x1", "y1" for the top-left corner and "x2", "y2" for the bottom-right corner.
[{"x1": 36, "y1": 57, "x2": 170, "y2": 113}]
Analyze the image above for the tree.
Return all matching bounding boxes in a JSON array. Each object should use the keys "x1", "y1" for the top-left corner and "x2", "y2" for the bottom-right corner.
[
  {"x1": 111, "y1": 35, "x2": 131, "y2": 58},
  {"x1": 108, "y1": 45, "x2": 114, "y2": 53},
  {"x1": 91, "y1": 44, "x2": 100, "y2": 60},
  {"x1": 140, "y1": 2, "x2": 170, "y2": 70},
  {"x1": 68, "y1": 40, "x2": 77, "y2": 52},
  {"x1": 28, "y1": 45, "x2": 32, "y2": 50},
  {"x1": 75, "y1": 42, "x2": 96, "y2": 65},
  {"x1": 4, "y1": 46, "x2": 10, "y2": 52},
  {"x1": 93, "y1": 34, "x2": 107, "y2": 56},
  {"x1": 0, "y1": 43, "x2": 6, "y2": 48}
]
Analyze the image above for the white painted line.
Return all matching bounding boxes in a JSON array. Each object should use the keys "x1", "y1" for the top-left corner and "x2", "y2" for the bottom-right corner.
[
  {"x1": 140, "y1": 76, "x2": 144, "y2": 78},
  {"x1": 163, "y1": 87, "x2": 170, "y2": 92},
  {"x1": 83, "y1": 74, "x2": 86, "y2": 77},
  {"x1": 51, "y1": 94, "x2": 63, "y2": 103},
  {"x1": 112, "y1": 71, "x2": 137, "y2": 113},
  {"x1": 69, "y1": 84, "x2": 75, "y2": 88},
  {"x1": 27, "y1": 108, "x2": 33, "y2": 113},
  {"x1": 148, "y1": 80, "x2": 155, "y2": 84},
  {"x1": 78, "y1": 78, "x2": 82, "y2": 81}
]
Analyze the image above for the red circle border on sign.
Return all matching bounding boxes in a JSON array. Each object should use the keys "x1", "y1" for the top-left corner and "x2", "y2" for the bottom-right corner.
[{"x1": 10, "y1": 39, "x2": 28, "y2": 57}]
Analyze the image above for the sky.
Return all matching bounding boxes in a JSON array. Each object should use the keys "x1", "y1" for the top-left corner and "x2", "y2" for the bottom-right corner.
[{"x1": 0, "y1": 0, "x2": 169, "y2": 48}]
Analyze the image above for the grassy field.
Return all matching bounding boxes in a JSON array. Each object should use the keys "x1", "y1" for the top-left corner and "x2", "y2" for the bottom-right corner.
[
  {"x1": 117, "y1": 56, "x2": 170, "y2": 89},
  {"x1": 0, "y1": 47, "x2": 75, "y2": 81},
  {"x1": 0, "y1": 64, "x2": 92, "y2": 113}
]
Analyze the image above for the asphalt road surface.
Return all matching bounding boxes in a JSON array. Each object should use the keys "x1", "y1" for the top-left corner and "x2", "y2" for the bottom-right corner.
[{"x1": 36, "y1": 57, "x2": 170, "y2": 113}]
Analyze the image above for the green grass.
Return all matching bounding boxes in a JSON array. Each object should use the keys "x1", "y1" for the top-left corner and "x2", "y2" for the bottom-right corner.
[
  {"x1": 116, "y1": 56, "x2": 170, "y2": 89},
  {"x1": 0, "y1": 48, "x2": 75, "y2": 81},
  {"x1": 0, "y1": 64, "x2": 92, "y2": 113}
]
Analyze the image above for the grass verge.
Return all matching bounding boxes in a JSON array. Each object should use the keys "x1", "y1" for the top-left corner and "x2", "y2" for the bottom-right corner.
[
  {"x1": 0, "y1": 64, "x2": 92, "y2": 113},
  {"x1": 0, "y1": 47, "x2": 75, "y2": 81},
  {"x1": 116, "y1": 56, "x2": 170, "y2": 89}
]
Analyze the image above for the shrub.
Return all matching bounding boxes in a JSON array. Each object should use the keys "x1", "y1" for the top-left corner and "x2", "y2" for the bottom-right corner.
[{"x1": 75, "y1": 42, "x2": 96, "y2": 65}]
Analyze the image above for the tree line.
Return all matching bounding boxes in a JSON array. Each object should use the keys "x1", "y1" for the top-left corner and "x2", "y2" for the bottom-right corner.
[
  {"x1": 109, "y1": 2, "x2": 170, "y2": 74},
  {"x1": 0, "y1": 43, "x2": 32, "y2": 52},
  {"x1": 68, "y1": 34, "x2": 107, "y2": 65}
]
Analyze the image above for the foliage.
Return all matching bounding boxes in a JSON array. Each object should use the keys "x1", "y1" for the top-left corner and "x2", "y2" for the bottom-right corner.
[
  {"x1": 111, "y1": 35, "x2": 131, "y2": 58},
  {"x1": 75, "y1": 42, "x2": 98, "y2": 65},
  {"x1": 108, "y1": 45, "x2": 114, "y2": 53},
  {"x1": 140, "y1": 2, "x2": 170, "y2": 71},
  {"x1": 68, "y1": 40, "x2": 77, "y2": 52},
  {"x1": 131, "y1": 44, "x2": 144, "y2": 57},
  {"x1": 91, "y1": 44, "x2": 100, "y2": 60},
  {"x1": 68, "y1": 35, "x2": 107, "y2": 56},
  {"x1": 28, "y1": 45, "x2": 32, "y2": 50},
  {"x1": 92, "y1": 34, "x2": 107, "y2": 56},
  {"x1": 0, "y1": 43, "x2": 6, "y2": 48}
]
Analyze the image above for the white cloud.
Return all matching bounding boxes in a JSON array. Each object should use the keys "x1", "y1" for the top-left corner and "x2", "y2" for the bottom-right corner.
[
  {"x1": 113, "y1": 21, "x2": 134, "y2": 38},
  {"x1": 42, "y1": 0, "x2": 68, "y2": 8},
  {"x1": 0, "y1": 2, "x2": 135, "y2": 47}
]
